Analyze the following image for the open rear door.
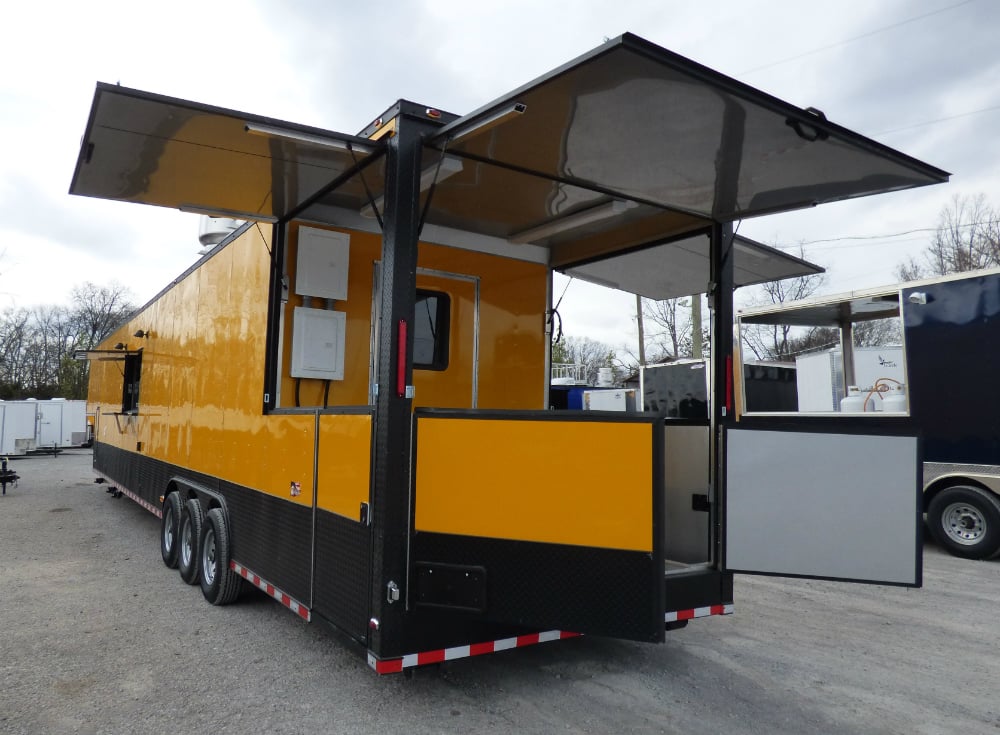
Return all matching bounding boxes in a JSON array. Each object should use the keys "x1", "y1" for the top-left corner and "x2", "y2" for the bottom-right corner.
[
  {"x1": 724, "y1": 427, "x2": 922, "y2": 587},
  {"x1": 410, "y1": 410, "x2": 665, "y2": 642}
]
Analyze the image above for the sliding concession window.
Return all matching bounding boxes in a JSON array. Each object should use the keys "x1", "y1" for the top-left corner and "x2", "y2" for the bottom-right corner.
[{"x1": 69, "y1": 84, "x2": 385, "y2": 222}]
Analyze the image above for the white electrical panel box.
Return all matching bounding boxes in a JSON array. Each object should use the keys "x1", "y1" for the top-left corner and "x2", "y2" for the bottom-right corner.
[
  {"x1": 296, "y1": 227, "x2": 350, "y2": 300},
  {"x1": 290, "y1": 307, "x2": 347, "y2": 380}
]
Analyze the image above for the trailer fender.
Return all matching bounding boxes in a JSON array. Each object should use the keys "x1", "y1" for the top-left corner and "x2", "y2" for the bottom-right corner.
[
  {"x1": 922, "y1": 468, "x2": 1000, "y2": 511},
  {"x1": 167, "y1": 476, "x2": 231, "y2": 532}
]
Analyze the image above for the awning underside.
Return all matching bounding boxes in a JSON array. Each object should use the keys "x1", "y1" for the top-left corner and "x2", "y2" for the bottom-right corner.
[
  {"x1": 563, "y1": 234, "x2": 825, "y2": 300},
  {"x1": 69, "y1": 33, "x2": 947, "y2": 296},
  {"x1": 740, "y1": 292, "x2": 902, "y2": 327},
  {"x1": 70, "y1": 84, "x2": 384, "y2": 222}
]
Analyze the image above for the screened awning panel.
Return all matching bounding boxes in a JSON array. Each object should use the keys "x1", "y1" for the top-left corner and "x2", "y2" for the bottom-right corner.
[
  {"x1": 432, "y1": 34, "x2": 948, "y2": 222},
  {"x1": 561, "y1": 234, "x2": 825, "y2": 300},
  {"x1": 69, "y1": 83, "x2": 383, "y2": 221}
]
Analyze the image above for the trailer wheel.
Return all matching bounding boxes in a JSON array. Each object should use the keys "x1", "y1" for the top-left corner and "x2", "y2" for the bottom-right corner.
[
  {"x1": 178, "y1": 498, "x2": 204, "y2": 585},
  {"x1": 160, "y1": 493, "x2": 182, "y2": 569},
  {"x1": 927, "y1": 485, "x2": 1000, "y2": 559},
  {"x1": 199, "y1": 507, "x2": 244, "y2": 606}
]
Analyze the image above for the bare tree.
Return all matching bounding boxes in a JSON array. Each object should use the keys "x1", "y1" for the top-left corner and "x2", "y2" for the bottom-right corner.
[
  {"x1": 61, "y1": 282, "x2": 136, "y2": 398},
  {"x1": 642, "y1": 297, "x2": 707, "y2": 362},
  {"x1": 552, "y1": 335, "x2": 619, "y2": 385},
  {"x1": 740, "y1": 248, "x2": 829, "y2": 361},
  {"x1": 0, "y1": 282, "x2": 135, "y2": 399},
  {"x1": 896, "y1": 193, "x2": 1000, "y2": 280},
  {"x1": 69, "y1": 281, "x2": 135, "y2": 349}
]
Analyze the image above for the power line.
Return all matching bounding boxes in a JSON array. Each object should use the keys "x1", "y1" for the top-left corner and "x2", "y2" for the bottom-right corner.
[
  {"x1": 873, "y1": 103, "x2": 1000, "y2": 136},
  {"x1": 736, "y1": 0, "x2": 975, "y2": 77},
  {"x1": 765, "y1": 219, "x2": 996, "y2": 252}
]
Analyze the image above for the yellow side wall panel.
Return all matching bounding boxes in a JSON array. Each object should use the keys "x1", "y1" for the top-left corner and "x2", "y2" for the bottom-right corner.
[
  {"x1": 88, "y1": 220, "x2": 548, "y2": 510},
  {"x1": 88, "y1": 225, "x2": 315, "y2": 508},
  {"x1": 317, "y1": 413, "x2": 373, "y2": 520},
  {"x1": 414, "y1": 417, "x2": 654, "y2": 552}
]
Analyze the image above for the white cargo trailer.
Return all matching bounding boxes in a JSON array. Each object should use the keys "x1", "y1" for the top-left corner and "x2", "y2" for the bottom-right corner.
[
  {"x1": 35, "y1": 399, "x2": 89, "y2": 449},
  {"x1": 0, "y1": 401, "x2": 39, "y2": 455}
]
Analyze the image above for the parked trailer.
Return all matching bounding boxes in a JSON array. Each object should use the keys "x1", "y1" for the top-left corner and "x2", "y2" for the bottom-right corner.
[
  {"x1": 0, "y1": 401, "x2": 40, "y2": 455},
  {"x1": 70, "y1": 34, "x2": 947, "y2": 673},
  {"x1": 35, "y1": 399, "x2": 89, "y2": 450},
  {"x1": 738, "y1": 268, "x2": 1000, "y2": 559}
]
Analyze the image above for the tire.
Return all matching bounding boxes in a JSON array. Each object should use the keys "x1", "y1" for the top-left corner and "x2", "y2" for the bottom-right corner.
[
  {"x1": 199, "y1": 507, "x2": 244, "y2": 606},
  {"x1": 160, "y1": 493, "x2": 182, "y2": 569},
  {"x1": 178, "y1": 498, "x2": 204, "y2": 585},
  {"x1": 927, "y1": 485, "x2": 1000, "y2": 560}
]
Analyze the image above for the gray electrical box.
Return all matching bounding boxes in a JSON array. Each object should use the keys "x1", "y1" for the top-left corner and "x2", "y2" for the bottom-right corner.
[
  {"x1": 290, "y1": 307, "x2": 346, "y2": 380},
  {"x1": 296, "y1": 227, "x2": 350, "y2": 300}
]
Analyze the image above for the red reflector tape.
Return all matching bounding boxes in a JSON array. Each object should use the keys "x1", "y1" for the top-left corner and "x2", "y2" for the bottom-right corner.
[
  {"x1": 665, "y1": 604, "x2": 733, "y2": 623},
  {"x1": 231, "y1": 561, "x2": 311, "y2": 621},
  {"x1": 368, "y1": 629, "x2": 583, "y2": 674},
  {"x1": 397, "y1": 319, "x2": 407, "y2": 397}
]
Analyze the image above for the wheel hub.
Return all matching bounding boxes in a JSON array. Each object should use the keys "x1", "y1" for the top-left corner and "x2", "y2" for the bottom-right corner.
[
  {"x1": 180, "y1": 522, "x2": 192, "y2": 566},
  {"x1": 202, "y1": 529, "x2": 216, "y2": 585},
  {"x1": 942, "y1": 502, "x2": 986, "y2": 545}
]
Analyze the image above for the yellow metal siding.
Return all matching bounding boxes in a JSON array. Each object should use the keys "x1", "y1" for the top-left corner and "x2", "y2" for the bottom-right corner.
[
  {"x1": 87, "y1": 221, "x2": 548, "y2": 510},
  {"x1": 414, "y1": 417, "x2": 654, "y2": 552},
  {"x1": 317, "y1": 413, "x2": 372, "y2": 520},
  {"x1": 88, "y1": 225, "x2": 315, "y2": 507}
]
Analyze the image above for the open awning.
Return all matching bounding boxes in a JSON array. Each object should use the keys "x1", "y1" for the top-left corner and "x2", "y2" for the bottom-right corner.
[
  {"x1": 562, "y1": 233, "x2": 824, "y2": 300},
  {"x1": 428, "y1": 33, "x2": 948, "y2": 227},
  {"x1": 69, "y1": 84, "x2": 384, "y2": 222},
  {"x1": 70, "y1": 33, "x2": 947, "y2": 291}
]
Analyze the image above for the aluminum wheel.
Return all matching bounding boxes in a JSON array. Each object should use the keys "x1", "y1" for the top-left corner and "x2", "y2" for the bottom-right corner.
[
  {"x1": 180, "y1": 517, "x2": 194, "y2": 568},
  {"x1": 201, "y1": 525, "x2": 217, "y2": 587},
  {"x1": 940, "y1": 501, "x2": 987, "y2": 546},
  {"x1": 163, "y1": 507, "x2": 176, "y2": 553}
]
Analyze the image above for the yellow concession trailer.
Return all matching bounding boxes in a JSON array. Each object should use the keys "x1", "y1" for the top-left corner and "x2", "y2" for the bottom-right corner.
[{"x1": 70, "y1": 34, "x2": 947, "y2": 673}]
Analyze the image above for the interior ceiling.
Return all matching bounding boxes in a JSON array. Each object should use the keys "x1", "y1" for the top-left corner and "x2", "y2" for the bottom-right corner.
[{"x1": 70, "y1": 33, "x2": 948, "y2": 295}]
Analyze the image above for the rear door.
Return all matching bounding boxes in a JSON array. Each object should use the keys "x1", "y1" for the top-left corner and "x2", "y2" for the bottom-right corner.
[{"x1": 724, "y1": 427, "x2": 922, "y2": 586}]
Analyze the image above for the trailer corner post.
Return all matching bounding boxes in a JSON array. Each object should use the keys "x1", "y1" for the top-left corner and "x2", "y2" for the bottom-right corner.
[
  {"x1": 369, "y1": 110, "x2": 436, "y2": 659},
  {"x1": 710, "y1": 220, "x2": 735, "y2": 567}
]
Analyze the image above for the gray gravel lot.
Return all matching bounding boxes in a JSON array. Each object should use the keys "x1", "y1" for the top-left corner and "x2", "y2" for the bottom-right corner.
[{"x1": 1, "y1": 450, "x2": 999, "y2": 735}]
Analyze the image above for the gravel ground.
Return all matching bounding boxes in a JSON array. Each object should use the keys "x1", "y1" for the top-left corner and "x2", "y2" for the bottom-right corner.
[{"x1": 1, "y1": 450, "x2": 998, "y2": 735}]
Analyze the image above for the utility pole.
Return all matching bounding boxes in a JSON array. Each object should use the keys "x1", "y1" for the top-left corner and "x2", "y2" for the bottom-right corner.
[
  {"x1": 635, "y1": 293, "x2": 646, "y2": 366},
  {"x1": 691, "y1": 295, "x2": 703, "y2": 359}
]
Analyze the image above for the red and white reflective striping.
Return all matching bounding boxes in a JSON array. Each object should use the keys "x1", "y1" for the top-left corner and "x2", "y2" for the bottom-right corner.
[
  {"x1": 230, "y1": 561, "x2": 311, "y2": 622},
  {"x1": 369, "y1": 630, "x2": 581, "y2": 674},
  {"x1": 665, "y1": 603, "x2": 734, "y2": 622},
  {"x1": 370, "y1": 604, "x2": 735, "y2": 674}
]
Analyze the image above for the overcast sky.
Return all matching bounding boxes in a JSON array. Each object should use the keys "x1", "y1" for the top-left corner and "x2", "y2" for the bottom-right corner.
[{"x1": 1, "y1": 0, "x2": 997, "y2": 350}]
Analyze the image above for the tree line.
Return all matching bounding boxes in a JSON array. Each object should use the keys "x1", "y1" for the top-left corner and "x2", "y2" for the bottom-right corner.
[{"x1": 0, "y1": 283, "x2": 135, "y2": 400}]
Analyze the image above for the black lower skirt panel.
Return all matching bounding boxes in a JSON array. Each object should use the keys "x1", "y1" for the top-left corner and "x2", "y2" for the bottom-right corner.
[{"x1": 93, "y1": 442, "x2": 312, "y2": 605}]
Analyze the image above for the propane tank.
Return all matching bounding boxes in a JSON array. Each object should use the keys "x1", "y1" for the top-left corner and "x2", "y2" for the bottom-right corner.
[
  {"x1": 882, "y1": 384, "x2": 907, "y2": 413},
  {"x1": 840, "y1": 386, "x2": 875, "y2": 413}
]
